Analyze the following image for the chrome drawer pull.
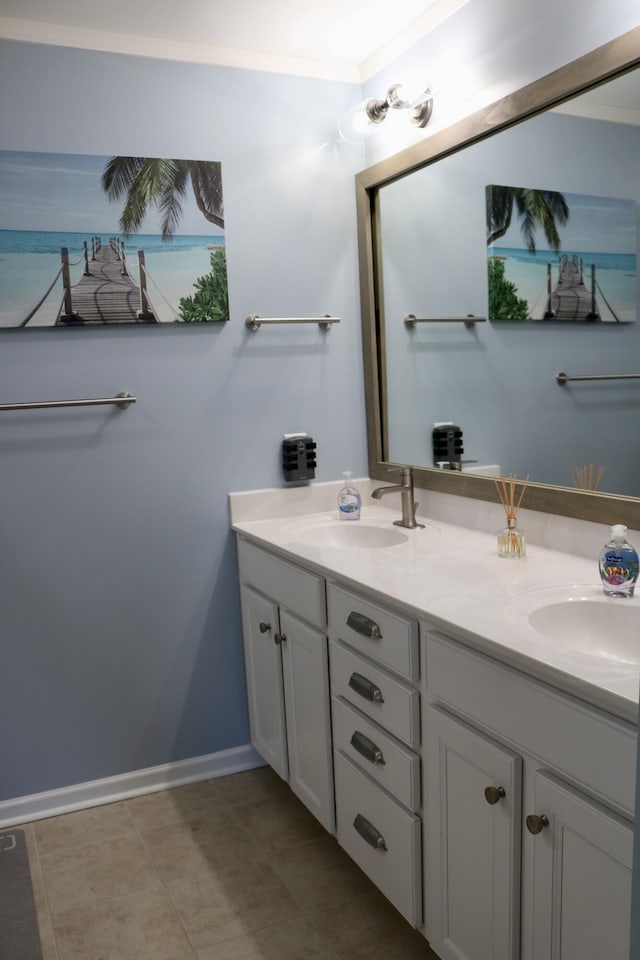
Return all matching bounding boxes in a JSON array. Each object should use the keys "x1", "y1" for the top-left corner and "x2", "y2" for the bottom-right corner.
[
  {"x1": 346, "y1": 611, "x2": 383, "y2": 640},
  {"x1": 348, "y1": 672, "x2": 384, "y2": 703},
  {"x1": 353, "y1": 813, "x2": 387, "y2": 852},
  {"x1": 350, "y1": 731, "x2": 385, "y2": 765}
]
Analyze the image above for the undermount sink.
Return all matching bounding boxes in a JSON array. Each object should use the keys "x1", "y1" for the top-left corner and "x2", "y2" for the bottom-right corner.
[
  {"x1": 505, "y1": 584, "x2": 640, "y2": 665},
  {"x1": 290, "y1": 520, "x2": 409, "y2": 550}
]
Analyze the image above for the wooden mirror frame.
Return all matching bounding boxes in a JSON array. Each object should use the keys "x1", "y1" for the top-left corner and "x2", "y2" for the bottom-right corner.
[{"x1": 356, "y1": 25, "x2": 640, "y2": 527}]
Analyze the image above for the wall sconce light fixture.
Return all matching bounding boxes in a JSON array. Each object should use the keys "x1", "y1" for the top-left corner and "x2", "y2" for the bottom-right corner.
[
  {"x1": 366, "y1": 82, "x2": 433, "y2": 128},
  {"x1": 340, "y1": 80, "x2": 433, "y2": 141}
]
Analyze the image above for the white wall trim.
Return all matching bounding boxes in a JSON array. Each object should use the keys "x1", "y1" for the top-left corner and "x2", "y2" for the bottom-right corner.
[{"x1": 0, "y1": 744, "x2": 266, "y2": 827}]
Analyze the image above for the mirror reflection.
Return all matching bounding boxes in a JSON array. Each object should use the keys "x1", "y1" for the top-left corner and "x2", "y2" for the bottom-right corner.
[{"x1": 379, "y1": 70, "x2": 640, "y2": 497}]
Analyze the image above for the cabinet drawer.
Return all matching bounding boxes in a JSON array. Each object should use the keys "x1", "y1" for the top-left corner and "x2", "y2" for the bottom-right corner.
[
  {"x1": 330, "y1": 640, "x2": 420, "y2": 748},
  {"x1": 238, "y1": 538, "x2": 326, "y2": 627},
  {"x1": 425, "y1": 632, "x2": 637, "y2": 816},
  {"x1": 332, "y1": 696, "x2": 421, "y2": 812},
  {"x1": 328, "y1": 583, "x2": 418, "y2": 681},
  {"x1": 334, "y1": 750, "x2": 422, "y2": 927}
]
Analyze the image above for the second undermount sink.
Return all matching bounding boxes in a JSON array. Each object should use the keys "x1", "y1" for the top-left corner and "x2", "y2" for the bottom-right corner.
[
  {"x1": 290, "y1": 520, "x2": 410, "y2": 550},
  {"x1": 505, "y1": 585, "x2": 640, "y2": 665}
]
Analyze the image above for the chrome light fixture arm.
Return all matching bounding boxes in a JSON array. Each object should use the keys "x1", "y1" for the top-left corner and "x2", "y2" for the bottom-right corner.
[{"x1": 365, "y1": 83, "x2": 433, "y2": 129}]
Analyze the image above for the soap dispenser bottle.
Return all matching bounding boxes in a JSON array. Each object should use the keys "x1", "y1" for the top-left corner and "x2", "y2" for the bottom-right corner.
[
  {"x1": 599, "y1": 524, "x2": 639, "y2": 597},
  {"x1": 338, "y1": 471, "x2": 361, "y2": 521}
]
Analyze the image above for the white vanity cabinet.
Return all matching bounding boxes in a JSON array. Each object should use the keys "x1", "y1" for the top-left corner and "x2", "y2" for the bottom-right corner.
[
  {"x1": 328, "y1": 582, "x2": 423, "y2": 928},
  {"x1": 233, "y1": 510, "x2": 637, "y2": 960},
  {"x1": 423, "y1": 631, "x2": 636, "y2": 960},
  {"x1": 237, "y1": 538, "x2": 334, "y2": 832}
]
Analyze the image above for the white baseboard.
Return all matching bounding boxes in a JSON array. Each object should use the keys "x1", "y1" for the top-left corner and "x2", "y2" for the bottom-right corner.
[{"x1": 0, "y1": 744, "x2": 266, "y2": 827}]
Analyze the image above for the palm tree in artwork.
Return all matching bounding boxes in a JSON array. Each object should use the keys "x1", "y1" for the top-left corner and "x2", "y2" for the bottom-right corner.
[
  {"x1": 102, "y1": 158, "x2": 224, "y2": 239},
  {"x1": 486, "y1": 185, "x2": 569, "y2": 254}
]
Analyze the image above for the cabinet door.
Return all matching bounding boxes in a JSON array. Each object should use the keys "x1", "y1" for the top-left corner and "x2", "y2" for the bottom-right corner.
[
  {"x1": 425, "y1": 705, "x2": 522, "y2": 960},
  {"x1": 280, "y1": 609, "x2": 334, "y2": 832},
  {"x1": 526, "y1": 771, "x2": 633, "y2": 960},
  {"x1": 240, "y1": 585, "x2": 288, "y2": 780}
]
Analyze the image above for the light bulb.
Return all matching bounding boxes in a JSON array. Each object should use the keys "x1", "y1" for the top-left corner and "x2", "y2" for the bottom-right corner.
[{"x1": 338, "y1": 101, "x2": 379, "y2": 142}]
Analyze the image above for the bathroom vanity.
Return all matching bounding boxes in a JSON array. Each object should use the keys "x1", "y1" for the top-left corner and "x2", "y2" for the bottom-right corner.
[{"x1": 230, "y1": 485, "x2": 637, "y2": 960}]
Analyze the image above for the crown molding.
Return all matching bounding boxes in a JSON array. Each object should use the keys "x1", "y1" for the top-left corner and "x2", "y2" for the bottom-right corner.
[
  {"x1": 359, "y1": 0, "x2": 469, "y2": 81},
  {"x1": 0, "y1": 2, "x2": 469, "y2": 84},
  {"x1": 0, "y1": 16, "x2": 361, "y2": 82}
]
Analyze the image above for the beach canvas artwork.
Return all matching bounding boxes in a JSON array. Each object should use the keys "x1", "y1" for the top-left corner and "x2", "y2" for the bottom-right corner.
[
  {"x1": 0, "y1": 150, "x2": 228, "y2": 328},
  {"x1": 486, "y1": 184, "x2": 637, "y2": 322}
]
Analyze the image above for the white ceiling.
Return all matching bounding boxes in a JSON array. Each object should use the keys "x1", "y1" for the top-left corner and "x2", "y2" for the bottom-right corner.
[{"x1": 0, "y1": 0, "x2": 469, "y2": 82}]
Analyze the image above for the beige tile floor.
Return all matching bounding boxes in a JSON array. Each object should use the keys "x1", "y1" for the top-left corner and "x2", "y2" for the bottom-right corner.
[{"x1": 16, "y1": 765, "x2": 439, "y2": 960}]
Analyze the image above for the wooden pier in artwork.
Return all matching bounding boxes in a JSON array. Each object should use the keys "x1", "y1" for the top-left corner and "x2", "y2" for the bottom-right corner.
[
  {"x1": 544, "y1": 254, "x2": 600, "y2": 321},
  {"x1": 57, "y1": 238, "x2": 157, "y2": 325}
]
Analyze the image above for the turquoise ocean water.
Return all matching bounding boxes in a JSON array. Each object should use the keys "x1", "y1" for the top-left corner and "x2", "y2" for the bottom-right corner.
[
  {"x1": 0, "y1": 230, "x2": 225, "y2": 327},
  {"x1": 489, "y1": 246, "x2": 637, "y2": 322}
]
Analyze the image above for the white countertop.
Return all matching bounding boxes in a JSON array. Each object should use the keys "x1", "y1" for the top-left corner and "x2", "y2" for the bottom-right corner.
[{"x1": 230, "y1": 483, "x2": 640, "y2": 725}]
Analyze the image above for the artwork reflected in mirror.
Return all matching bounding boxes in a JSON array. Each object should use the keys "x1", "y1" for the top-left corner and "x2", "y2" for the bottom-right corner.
[
  {"x1": 377, "y1": 72, "x2": 640, "y2": 499},
  {"x1": 0, "y1": 151, "x2": 228, "y2": 328},
  {"x1": 486, "y1": 184, "x2": 637, "y2": 322}
]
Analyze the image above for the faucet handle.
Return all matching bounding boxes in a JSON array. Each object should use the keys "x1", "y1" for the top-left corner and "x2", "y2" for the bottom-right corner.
[{"x1": 384, "y1": 465, "x2": 412, "y2": 481}]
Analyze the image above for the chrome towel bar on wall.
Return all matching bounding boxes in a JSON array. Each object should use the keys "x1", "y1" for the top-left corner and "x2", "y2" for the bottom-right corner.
[
  {"x1": 0, "y1": 391, "x2": 136, "y2": 411},
  {"x1": 556, "y1": 372, "x2": 640, "y2": 385},
  {"x1": 245, "y1": 315, "x2": 340, "y2": 331},
  {"x1": 404, "y1": 314, "x2": 486, "y2": 328}
]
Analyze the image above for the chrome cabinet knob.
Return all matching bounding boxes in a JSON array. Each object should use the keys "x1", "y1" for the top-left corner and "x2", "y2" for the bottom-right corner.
[
  {"x1": 258, "y1": 622, "x2": 271, "y2": 634},
  {"x1": 526, "y1": 814, "x2": 549, "y2": 835},
  {"x1": 484, "y1": 785, "x2": 506, "y2": 805}
]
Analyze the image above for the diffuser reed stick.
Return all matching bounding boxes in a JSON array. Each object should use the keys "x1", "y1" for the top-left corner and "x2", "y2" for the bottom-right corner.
[
  {"x1": 570, "y1": 463, "x2": 605, "y2": 491},
  {"x1": 494, "y1": 473, "x2": 529, "y2": 557}
]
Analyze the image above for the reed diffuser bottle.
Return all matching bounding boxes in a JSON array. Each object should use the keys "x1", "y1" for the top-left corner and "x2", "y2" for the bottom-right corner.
[{"x1": 495, "y1": 474, "x2": 529, "y2": 558}]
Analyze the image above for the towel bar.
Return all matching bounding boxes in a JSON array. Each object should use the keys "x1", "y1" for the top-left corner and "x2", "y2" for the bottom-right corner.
[{"x1": 0, "y1": 392, "x2": 136, "y2": 411}]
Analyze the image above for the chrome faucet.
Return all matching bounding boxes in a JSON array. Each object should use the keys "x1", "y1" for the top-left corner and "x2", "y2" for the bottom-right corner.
[{"x1": 371, "y1": 467, "x2": 424, "y2": 529}]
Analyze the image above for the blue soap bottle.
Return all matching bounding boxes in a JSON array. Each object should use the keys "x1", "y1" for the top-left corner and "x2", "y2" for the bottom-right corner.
[
  {"x1": 599, "y1": 524, "x2": 639, "y2": 597},
  {"x1": 338, "y1": 471, "x2": 361, "y2": 521}
]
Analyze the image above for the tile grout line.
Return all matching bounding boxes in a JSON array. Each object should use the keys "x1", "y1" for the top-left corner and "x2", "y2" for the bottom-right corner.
[
  {"x1": 124, "y1": 795, "x2": 198, "y2": 958},
  {"x1": 31, "y1": 775, "x2": 376, "y2": 960},
  {"x1": 259, "y1": 837, "x2": 358, "y2": 960},
  {"x1": 35, "y1": 800, "x2": 195, "y2": 958},
  {"x1": 28, "y1": 832, "x2": 62, "y2": 960},
  {"x1": 213, "y1": 774, "x2": 356, "y2": 958},
  {"x1": 225, "y1": 802, "x2": 351, "y2": 960},
  {"x1": 126, "y1": 778, "x2": 340, "y2": 956}
]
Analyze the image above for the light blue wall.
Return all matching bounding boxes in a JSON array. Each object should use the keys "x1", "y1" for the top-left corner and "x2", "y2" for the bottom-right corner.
[{"x1": 0, "y1": 39, "x2": 368, "y2": 799}]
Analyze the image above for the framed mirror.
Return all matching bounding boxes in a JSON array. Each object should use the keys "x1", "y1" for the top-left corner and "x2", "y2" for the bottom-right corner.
[{"x1": 356, "y1": 25, "x2": 640, "y2": 527}]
